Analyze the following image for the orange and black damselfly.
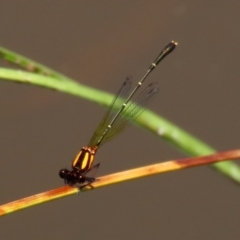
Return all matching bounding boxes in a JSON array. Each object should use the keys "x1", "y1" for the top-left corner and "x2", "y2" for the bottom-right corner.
[{"x1": 59, "y1": 41, "x2": 177, "y2": 187}]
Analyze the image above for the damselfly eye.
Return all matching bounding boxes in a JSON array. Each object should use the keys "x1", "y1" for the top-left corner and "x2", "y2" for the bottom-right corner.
[
  {"x1": 78, "y1": 175, "x2": 84, "y2": 183},
  {"x1": 59, "y1": 169, "x2": 68, "y2": 179}
]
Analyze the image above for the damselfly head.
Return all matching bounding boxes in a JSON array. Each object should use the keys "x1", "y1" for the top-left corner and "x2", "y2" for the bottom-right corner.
[{"x1": 59, "y1": 168, "x2": 86, "y2": 186}]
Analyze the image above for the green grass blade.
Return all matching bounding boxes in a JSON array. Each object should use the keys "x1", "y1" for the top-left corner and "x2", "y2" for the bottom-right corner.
[
  {"x1": 0, "y1": 67, "x2": 113, "y2": 104},
  {"x1": 0, "y1": 44, "x2": 240, "y2": 184},
  {"x1": 137, "y1": 111, "x2": 240, "y2": 182},
  {"x1": 0, "y1": 46, "x2": 73, "y2": 82}
]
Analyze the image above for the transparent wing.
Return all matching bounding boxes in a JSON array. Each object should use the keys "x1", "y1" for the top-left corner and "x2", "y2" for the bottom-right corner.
[
  {"x1": 88, "y1": 80, "x2": 158, "y2": 148},
  {"x1": 88, "y1": 76, "x2": 132, "y2": 147},
  {"x1": 97, "y1": 82, "x2": 159, "y2": 145}
]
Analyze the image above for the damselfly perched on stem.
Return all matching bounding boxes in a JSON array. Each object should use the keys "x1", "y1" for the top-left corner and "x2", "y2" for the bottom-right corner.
[{"x1": 59, "y1": 41, "x2": 177, "y2": 187}]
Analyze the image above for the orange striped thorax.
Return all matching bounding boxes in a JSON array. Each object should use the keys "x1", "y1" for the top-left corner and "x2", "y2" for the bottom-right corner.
[{"x1": 72, "y1": 146, "x2": 98, "y2": 172}]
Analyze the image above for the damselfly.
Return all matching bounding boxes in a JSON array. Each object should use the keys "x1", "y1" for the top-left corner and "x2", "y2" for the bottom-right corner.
[{"x1": 59, "y1": 41, "x2": 177, "y2": 187}]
